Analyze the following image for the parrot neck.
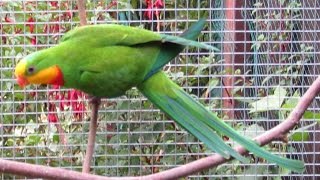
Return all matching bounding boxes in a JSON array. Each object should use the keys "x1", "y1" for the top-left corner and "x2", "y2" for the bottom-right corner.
[{"x1": 49, "y1": 66, "x2": 64, "y2": 86}]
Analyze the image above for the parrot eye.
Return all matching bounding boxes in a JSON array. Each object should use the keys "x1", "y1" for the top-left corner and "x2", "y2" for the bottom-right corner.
[{"x1": 27, "y1": 66, "x2": 35, "y2": 74}]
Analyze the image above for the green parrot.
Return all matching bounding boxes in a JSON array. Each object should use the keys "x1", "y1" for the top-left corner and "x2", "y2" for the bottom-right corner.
[{"x1": 14, "y1": 19, "x2": 304, "y2": 173}]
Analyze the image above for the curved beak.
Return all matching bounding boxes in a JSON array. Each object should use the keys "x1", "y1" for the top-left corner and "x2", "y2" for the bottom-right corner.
[{"x1": 15, "y1": 60, "x2": 29, "y2": 87}]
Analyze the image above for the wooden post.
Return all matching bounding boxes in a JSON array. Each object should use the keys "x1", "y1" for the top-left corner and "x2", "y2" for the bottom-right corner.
[{"x1": 223, "y1": 0, "x2": 250, "y2": 119}]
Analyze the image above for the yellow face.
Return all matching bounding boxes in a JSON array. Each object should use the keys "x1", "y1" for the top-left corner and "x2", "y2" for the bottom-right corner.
[{"x1": 15, "y1": 59, "x2": 64, "y2": 87}]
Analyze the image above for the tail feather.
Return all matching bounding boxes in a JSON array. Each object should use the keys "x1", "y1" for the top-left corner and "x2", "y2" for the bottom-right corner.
[
  {"x1": 139, "y1": 71, "x2": 249, "y2": 163},
  {"x1": 138, "y1": 71, "x2": 305, "y2": 173}
]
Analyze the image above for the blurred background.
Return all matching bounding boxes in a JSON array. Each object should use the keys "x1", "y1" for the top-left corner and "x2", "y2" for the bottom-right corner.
[{"x1": 0, "y1": 0, "x2": 319, "y2": 179}]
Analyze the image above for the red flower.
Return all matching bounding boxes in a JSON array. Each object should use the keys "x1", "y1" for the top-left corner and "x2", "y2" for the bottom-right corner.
[
  {"x1": 154, "y1": 0, "x2": 163, "y2": 7},
  {"x1": 51, "y1": 23, "x2": 60, "y2": 33},
  {"x1": 43, "y1": 23, "x2": 60, "y2": 34},
  {"x1": 67, "y1": 90, "x2": 86, "y2": 120},
  {"x1": 50, "y1": 87, "x2": 86, "y2": 122},
  {"x1": 26, "y1": 17, "x2": 35, "y2": 33},
  {"x1": 106, "y1": 0, "x2": 117, "y2": 10},
  {"x1": 50, "y1": 1, "x2": 58, "y2": 7},
  {"x1": 30, "y1": 37, "x2": 36, "y2": 45},
  {"x1": 48, "y1": 103, "x2": 58, "y2": 123},
  {"x1": 64, "y1": 11, "x2": 72, "y2": 19},
  {"x1": 144, "y1": 0, "x2": 164, "y2": 20},
  {"x1": 15, "y1": 27, "x2": 22, "y2": 34},
  {"x1": 5, "y1": 15, "x2": 13, "y2": 23},
  {"x1": 47, "y1": 85, "x2": 86, "y2": 123}
]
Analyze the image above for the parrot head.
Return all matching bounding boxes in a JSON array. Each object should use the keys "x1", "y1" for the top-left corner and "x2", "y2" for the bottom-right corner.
[{"x1": 14, "y1": 51, "x2": 64, "y2": 88}]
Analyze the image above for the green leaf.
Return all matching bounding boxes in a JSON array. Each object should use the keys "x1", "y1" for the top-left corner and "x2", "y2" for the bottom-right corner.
[
  {"x1": 289, "y1": 122, "x2": 316, "y2": 141},
  {"x1": 257, "y1": 34, "x2": 265, "y2": 41},
  {"x1": 303, "y1": 111, "x2": 320, "y2": 121},
  {"x1": 25, "y1": 120, "x2": 39, "y2": 134},
  {"x1": 25, "y1": 134, "x2": 41, "y2": 145},
  {"x1": 239, "y1": 165, "x2": 266, "y2": 180},
  {"x1": 249, "y1": 86, "x2": 287, "y2": 113},
  {"x1": 290, "y1": 132, "x2": 309, "y2": 141},
  {"x1": 53, "y1": 134, "x2": 60, "y2": 143},
  {"x1": 5, "y1": 138, "x2": 15, "y2": 146},
  {"x1": 282, "y1": 91, "x2": 320, "y2": 122},
  {"x1": 48, "y1": 143, "x2": 59, "y2": 153},
  {"x1": 238, "y1": 124, "x2": 265, "y2": 139},
  {"x1": 202, "y1": 78, "x2": 219, "y2": 97},
  {"x1": 282, "y1": 91, "x2": 300, "y2": 110}
]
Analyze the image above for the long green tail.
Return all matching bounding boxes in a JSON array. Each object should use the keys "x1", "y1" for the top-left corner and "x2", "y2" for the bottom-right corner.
[{"x1": 138, "y1": 71, "x2": 305, "y2": 173}]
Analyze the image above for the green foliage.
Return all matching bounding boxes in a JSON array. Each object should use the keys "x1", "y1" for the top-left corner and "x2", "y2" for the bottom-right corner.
[
  {"x1": 237, "y1": 0, "x2": 315, "y2": 175},
  {"x1": 249, "y1": 86, "x2": 287, "y2": 113},
  {"x1": 1, "y1": 1, "x2": 216, "y2": 177}
]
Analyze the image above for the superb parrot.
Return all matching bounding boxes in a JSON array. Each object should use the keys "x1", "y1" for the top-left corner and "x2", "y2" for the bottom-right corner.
[{"x1": 14, "y1": 19, "x2": 304, "y2": 172}]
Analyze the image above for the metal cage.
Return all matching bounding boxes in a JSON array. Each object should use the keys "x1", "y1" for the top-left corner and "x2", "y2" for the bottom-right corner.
[{"x1": 0, "y1": 0, "x2": 319, "y2": 179}]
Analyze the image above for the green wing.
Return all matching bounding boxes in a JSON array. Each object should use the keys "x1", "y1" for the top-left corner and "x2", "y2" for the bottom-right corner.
[
  {"x1": 144, "y1": 18, "x2": 208, "y2": 80},
  {"x1": 61, "y1": 22, "x2": 217, "y2": 49},
  {"x1": 60, "y1": 24, "x2": 162, "y2": 46},
  {"x1": 63, "y1": 20, "x2": 215, "y2": 81}
]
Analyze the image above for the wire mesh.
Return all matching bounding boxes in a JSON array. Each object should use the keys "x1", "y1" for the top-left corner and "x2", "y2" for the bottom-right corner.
[{"x1": 0, "y1": 0, "x2": 319, "y2": 179}]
